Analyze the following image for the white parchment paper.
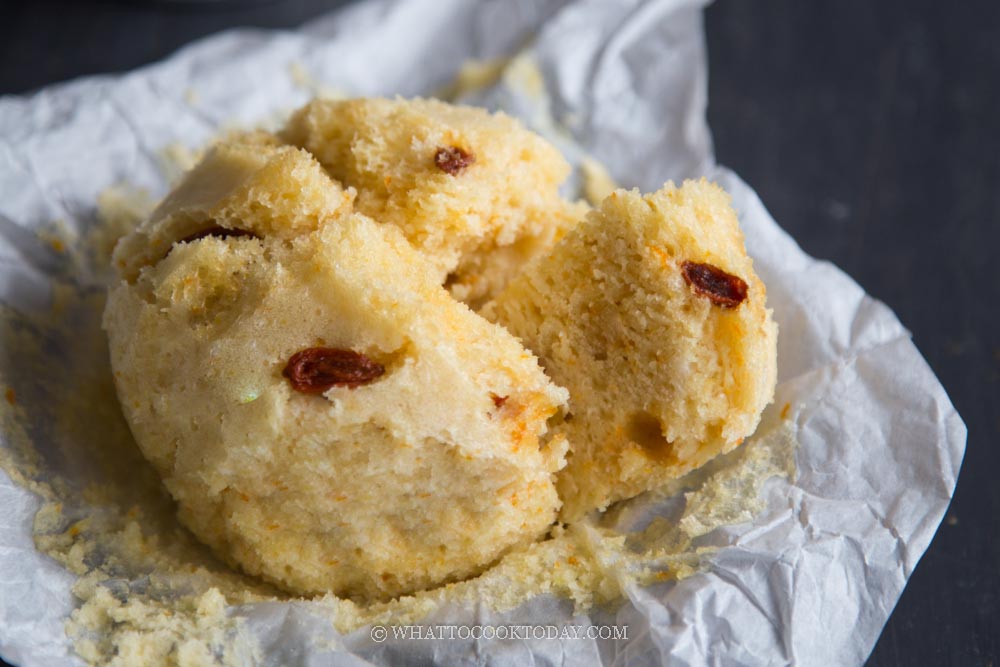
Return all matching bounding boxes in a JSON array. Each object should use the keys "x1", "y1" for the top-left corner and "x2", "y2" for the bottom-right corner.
[{"x1": 0, "y1": 0, "x2": 966, "y2": 665}]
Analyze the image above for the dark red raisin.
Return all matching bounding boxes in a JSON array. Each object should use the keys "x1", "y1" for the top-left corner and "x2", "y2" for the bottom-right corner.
[
  {"x1": 283, "y1": 348, "x2": 385, "y2": 394},
  {"x1": 681, "y1": 261, "x2": 748, "y2": 308},
  {"x1": 490, "y1": 393, "x2": 509, "y2": 409},
  {"x1": 434, "y1": 146, "x2": 475, "y2": 175}
]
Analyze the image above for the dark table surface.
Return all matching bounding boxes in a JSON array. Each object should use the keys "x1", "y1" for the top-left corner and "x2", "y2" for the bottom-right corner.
[{"x1": 2, "y1": 1, "x2": 997, "y2": 665}]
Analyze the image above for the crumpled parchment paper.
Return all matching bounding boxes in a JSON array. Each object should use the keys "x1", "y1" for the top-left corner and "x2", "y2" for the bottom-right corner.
[{"x1": 0, "y1": 0, "x2": 966, "y2": 665}]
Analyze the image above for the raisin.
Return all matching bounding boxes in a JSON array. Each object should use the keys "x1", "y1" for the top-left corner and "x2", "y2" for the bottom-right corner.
[
  {"x1": 434, "y1": 146, "x2": 475, "y2": 175},
  {"x1": 283, "y1": 348, "x2": 385, "y2": 393},
  {"x1": 178, "y1": 226, "x2": 259, "y2": 245},
  {"x1": 490, "y1": 393, "x2": 509, "y2": 409},
  {"x1": 681, "y1": 261, "x2": 748, "y2": 308}
]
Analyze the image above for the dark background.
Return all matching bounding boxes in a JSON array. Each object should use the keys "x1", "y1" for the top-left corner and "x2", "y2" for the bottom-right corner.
[{"x1": 2, "y1": 0, "x2": 996, "y2": 665}]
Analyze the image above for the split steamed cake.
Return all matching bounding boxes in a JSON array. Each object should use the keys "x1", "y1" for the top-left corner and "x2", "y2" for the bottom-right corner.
[
  {"x1": 112, "y1": 140, "x2": 351, "y2": 283},
  {"x1": 103, "y1": 141, "x2": 569, "y2": 600},
  {"x1": 281, "y1": 97, "x2": 588, "y2": 307},
  {"x1": 104, "y1": 96, "x2": 778, "y2": 602},
  {"x1": 483, "y1": 181, "x2": 778, "y2": 521}
]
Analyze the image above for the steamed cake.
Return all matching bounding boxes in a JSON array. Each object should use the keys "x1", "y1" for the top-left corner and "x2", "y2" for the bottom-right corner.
[
  {"x1": 112, "y1": 140, "x2": 352, "y2": 283},
  {"x1": 104, "y1": 141, "x2": 569, "y2": 600},
  {"x1": 104, "y1": 96, "x2": 779, "y2": 602},
  {"x1": 280, "y1": 97, "x2": 588, "y2": 307},
  {"x1": 483, "y1": 181, "x2": 778, "y2": 521}
]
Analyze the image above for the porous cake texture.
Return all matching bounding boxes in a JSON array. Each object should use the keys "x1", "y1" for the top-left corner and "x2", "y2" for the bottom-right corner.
[
  {"x1": 281, "y1": 97, "x2": 588, "y2": 307},
  {"x1": 106, "y1": 97, "x2": 778, "y2": 602},
  {"x1": 483, "y1": 181, "x2": 778, "y2": 521},
  {"x1": 104, "y1": 142, "x2": 568, "y2": 600}
]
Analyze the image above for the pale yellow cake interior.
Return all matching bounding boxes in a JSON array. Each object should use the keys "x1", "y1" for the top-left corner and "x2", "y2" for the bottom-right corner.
[
  {"x1": 104, "y1": 141, "x2": 568, "y2": 600},
  {"x1": 103, "y1": 98, "x2": 777, "y2": 602},
  {"x1": 483, "y1": 181, "x2": 778, "y2": 521},
  {"x1": 281, "y1": 97, "x2": 588, "y2": 307}
]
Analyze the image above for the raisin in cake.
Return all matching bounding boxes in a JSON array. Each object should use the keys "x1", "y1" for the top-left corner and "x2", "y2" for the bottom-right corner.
[
  {"x1": 281, "y1": 97, "x2": 588, "y2": 307},
  {"x1": 482, "y1": 180, "x2": 778, "y2": 521},
  {"x1": 104, "y1": 142, "x2": 568, "y2": 600}
]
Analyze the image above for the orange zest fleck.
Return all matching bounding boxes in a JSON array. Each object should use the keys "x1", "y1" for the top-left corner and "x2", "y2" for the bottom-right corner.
[
  {"x1": 646, "y1": 245, "x2": 671, "y2": 267},
  {"x1": 780, "y1": 402, "x2": 791, "y2": 420}
]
